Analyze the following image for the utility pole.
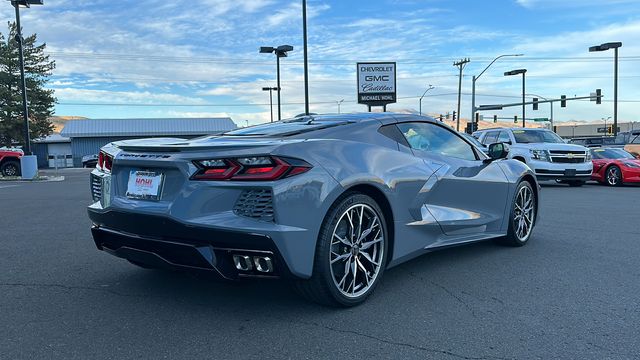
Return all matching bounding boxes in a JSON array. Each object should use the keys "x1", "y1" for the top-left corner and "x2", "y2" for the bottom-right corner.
[{"x1": 453, "y1": 58, "x2": 470, "y2": 132}]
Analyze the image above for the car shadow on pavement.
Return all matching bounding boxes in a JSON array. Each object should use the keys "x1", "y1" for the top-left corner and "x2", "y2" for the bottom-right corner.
[{"x1": 95, "y1": 239, "x2": 510, "y2": 313}]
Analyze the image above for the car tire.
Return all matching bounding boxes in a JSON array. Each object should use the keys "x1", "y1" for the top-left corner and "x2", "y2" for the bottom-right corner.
[
  {"x1": 495, "y1": 181, "x2": 536, "y2": 247},
  {"x1": 605, "y1": 165, "x2": 623, "y2": 187},
  {"x1": 294, "y1": 192, "x2": 388, "y2": 307},
  {"x1": 1, "y1": 161, "x2": 21, "y2": 177}
]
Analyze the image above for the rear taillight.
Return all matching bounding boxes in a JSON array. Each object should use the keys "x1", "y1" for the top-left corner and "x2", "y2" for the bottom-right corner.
[
  {"x1": 99, "y1": 151, "x2": 113, "y2": 172},
  {"x1": 192, "y1": 156, "x2": 312, "y2": 181}
]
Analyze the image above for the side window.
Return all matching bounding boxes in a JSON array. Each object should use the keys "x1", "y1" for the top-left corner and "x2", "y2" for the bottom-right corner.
[
  {"x1": 482, "y1": 131, "x2": 499, "y2": 145},
  {"x1": 497, "y1": 131, "x2": 511, "y2": 143},
  {"x1": 397, "y1": 122, "x2": 477, "y2": 161},
  {"x1": 378, "y1": 124, "x2": 410, "y2": 147}
]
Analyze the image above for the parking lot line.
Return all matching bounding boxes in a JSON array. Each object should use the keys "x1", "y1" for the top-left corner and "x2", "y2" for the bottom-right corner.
[{"x1": 0, "y1": 184, "x2": 20, "y2": 189}]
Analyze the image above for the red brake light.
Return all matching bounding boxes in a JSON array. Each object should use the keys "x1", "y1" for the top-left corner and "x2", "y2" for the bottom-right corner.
[
  {"x1": 193, "y1": 159, "x2": 240, "y2": 180},
  {"x1": 192, "y1": 156, "x2": 311, "y2": 181},
  {"x1": 99, "y1": 151, "x2": 113, "y2": 172}
]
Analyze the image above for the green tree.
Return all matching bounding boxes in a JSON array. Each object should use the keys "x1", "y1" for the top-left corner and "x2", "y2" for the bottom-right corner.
[{"x1": 0, "y1": 21, "x2": 56, "y2": 147}]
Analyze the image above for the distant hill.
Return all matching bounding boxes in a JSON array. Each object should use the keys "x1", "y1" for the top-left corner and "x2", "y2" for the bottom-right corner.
[{"x1": 50, "y1": 116, "x2": 87, "y2": 133}]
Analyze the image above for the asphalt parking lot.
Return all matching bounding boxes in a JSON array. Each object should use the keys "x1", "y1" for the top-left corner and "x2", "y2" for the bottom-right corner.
[{"x1": 1, "y1": 169, "x2": 639, "y2": 360}]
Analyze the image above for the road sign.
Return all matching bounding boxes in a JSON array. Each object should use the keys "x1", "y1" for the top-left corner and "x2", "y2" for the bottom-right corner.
[
  {"x1": 533, "y1": 118, "x2": 549, "y2": 122},
  {"x1": 357, "y1": 62, "x2": 397, "y2": 106}
]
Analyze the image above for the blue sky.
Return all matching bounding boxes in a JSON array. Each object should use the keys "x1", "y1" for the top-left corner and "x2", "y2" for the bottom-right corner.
[{"x1": 2, "y1": 0, "x2": 639, "y2": 125}]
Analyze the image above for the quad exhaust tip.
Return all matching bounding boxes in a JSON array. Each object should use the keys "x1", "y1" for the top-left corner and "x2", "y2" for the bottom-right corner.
[{"x1": 233, "y1": 254, "x2": 274, "y2": 273}]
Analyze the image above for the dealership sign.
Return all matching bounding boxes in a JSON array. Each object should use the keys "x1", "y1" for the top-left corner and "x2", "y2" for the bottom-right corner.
[{"x1": 357, "y1": 62, "x2": 397, "y2": 106}]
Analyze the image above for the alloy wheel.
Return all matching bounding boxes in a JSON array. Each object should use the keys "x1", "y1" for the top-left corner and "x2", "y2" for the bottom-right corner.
[
  {"x1": 513, "y1": 185, "x2": 535, "y2": 241},
  {"x1": 607, "y1": 167, "x2": 620, "y2": 186},
  {"x1": 329, "y1": 204, "x2": 384, "y2": 298},
  {"x1": 3, "y1": 164, "x2": 18, "y2": 177}
]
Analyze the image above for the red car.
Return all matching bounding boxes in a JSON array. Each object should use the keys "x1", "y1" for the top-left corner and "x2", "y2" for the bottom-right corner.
[
  {"x1": 591, "y1": 147, "x2": 640, "y2": 186},
  {"x1": 0, "y1": 148, "x2": 23, "y2": 177}
]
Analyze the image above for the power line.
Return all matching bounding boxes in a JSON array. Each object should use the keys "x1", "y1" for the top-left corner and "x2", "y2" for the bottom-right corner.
[
  {"x1": 56, "y1": 91, "x2": 640, "y2": 107},
  {"x1": 48, "y1": 73, "x2": 640, "y2": 85},
  {"x1": 44, "y1": 51, "x2": 640, "y2": 65}
]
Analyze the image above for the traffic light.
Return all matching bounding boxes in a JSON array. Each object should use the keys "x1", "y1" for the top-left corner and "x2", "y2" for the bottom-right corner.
[
  {"x1": 532, "y1": 97, "x2": 539, "y2": 111},
  {"x1": 514, "y1": 115, "x2": 518, "y2": 123},
  {"x1": 561, "y1": 95, "x2": 567, "y2": 108},
  {"x1": 452, "y1": 111, "x2": 457, "y2": 122},
  {"x1": 596, "y1": 89, "x2": 602, "y2": 105},
  {"x1": 465, "y1": 122, "x2": 477, "y2": 134},
  {"x1": 439, "y1": 114, "x2": 443, "y2": 122},
  {"x1": 493, "y1": 115, "x2": 498, "y2": 123}
]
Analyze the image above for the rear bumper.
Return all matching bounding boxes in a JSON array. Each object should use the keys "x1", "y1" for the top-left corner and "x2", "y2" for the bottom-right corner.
[{"x1": 88, "y1": 209, "x2": 296, "y2": 280}]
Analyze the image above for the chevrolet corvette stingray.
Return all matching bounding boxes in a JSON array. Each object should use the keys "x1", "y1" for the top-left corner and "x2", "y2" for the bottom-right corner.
[{"x1": 88, "y1": 113, "x2": 540, "y2": 307}]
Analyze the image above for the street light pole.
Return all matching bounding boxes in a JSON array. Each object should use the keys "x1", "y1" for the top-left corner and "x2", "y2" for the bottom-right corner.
[
  {"x1": 602, "y1": 116, "x2": 611, "y2": 135},
  {"x1": 12, "y1": 1, "x2": 30, "y2": 154},
  {"x1": 614, "y1": 46, "x2": 619, "y2": 136},
  {"x1": 471, "y1": 54, "x2": 523, "y2": 123},
  {"x1": 522, "y1": 72, "x2": 526, "y2": 127},
  {"x1": 262, "y1": 87, "x2": 278, "y2": 122},
  {"x1": 7, "y1": 0, "x2": 42, "y2": 180},
  {"x1": 276, "y1": 55, "x2": 281, "y2": 120},
  {"x1": 260, "y1": 45, "x2": 293, "y2": 121},
  {"x1": 589, "y1": 42, "x2": 622, "y2": 136},
  {"x1": 336, "y1": 99, "x2": 344, "y2": 114},
  {"x1": 419, "y1": 84, "x2": 434, "y2": 116},
  {"x1": 504, "y1": 69, "x2": 527, "y2": 127},
  {"x1": 302, "y1": 0, "x2": 310, "y2": 115},
  {"x1": 526, "y1": 93, "x2": 553, "y2": 130}
]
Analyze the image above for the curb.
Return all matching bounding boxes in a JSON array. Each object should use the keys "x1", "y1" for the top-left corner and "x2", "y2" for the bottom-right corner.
[{"x1": 0, "y1": 176, "x2": 65, "y2": 182}]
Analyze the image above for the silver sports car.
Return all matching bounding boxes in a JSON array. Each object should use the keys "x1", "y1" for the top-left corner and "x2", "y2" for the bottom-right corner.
[{"x1": 88, "y1": 113, "x2": 539, "y2": 307}]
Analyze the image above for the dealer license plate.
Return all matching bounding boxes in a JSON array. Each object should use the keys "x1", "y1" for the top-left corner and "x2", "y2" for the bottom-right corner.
[
  {"x1": 564, "y1": 169, "x2": 576, "y2": 177},
  {"x1": 126, "y1": 170, "x2": 164, "y2": 200}
]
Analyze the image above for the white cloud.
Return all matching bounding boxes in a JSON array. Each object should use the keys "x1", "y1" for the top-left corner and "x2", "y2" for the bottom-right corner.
[
  {"x1": 515, "y1": 0, "x2": 536, "y2": 8},
  {"x1": 5, "y1": 0, "x2": 637, "y2": 125},
  {"x1": 54, "y1": 88, "x2": 210, "y2": 105}
]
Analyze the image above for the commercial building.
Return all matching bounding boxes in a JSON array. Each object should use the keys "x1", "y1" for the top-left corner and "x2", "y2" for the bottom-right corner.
[
  {"x1": 60, "y1": 117, "x2": 237, "y2": 167},
  {"x1": 32, "y1": 134, "x2": 72, "y2": 168},
  {"x1": 554, "y1": 121, "x2": 639, "y2": 138}
]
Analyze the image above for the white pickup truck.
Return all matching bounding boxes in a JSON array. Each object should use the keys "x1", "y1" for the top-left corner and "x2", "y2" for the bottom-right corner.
[{"x1": 473, "y1": 128, "x2": 592, "y2": 186}]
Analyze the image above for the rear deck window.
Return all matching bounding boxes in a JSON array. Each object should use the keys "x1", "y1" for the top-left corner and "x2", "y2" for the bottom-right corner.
[{"x1": 223, "y1": 118, "x2": 351, "y2": 137}]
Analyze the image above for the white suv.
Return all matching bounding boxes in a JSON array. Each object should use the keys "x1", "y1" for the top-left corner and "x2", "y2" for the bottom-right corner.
[{"x1": 473, "y1": 128, "x2": 593, "y2": 186}]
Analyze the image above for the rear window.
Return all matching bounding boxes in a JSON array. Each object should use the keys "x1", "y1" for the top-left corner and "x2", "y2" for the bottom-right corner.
[
  {"x1": 224, "y1": 117, "x2": 350, "y2": 136},
  {"x1": 512, "y1": 130, "x2": 564, "y2": 144}
]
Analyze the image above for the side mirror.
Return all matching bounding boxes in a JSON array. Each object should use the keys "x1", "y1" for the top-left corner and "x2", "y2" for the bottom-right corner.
[{"x1": 486, "y1": 142, "x2": 509, "y2": 162}]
